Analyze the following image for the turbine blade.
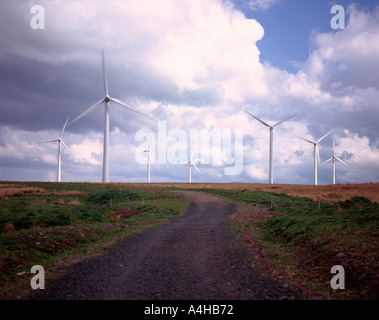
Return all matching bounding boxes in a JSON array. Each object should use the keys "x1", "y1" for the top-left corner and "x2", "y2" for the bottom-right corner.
[
  {"x1": 245, "y1": 111, "x2": 271, "y2": 128},
  {"x1": 317, "y1": 129, "x2": 334, "y2": 143},
  {"x1": 273, "y1": 113, "x2": 298, "y2": 127},
  {"x1": 192, "y1": 162, "x2": 201, "y2": 173},
  {"x1": 296, "y1": 135, "x2": 315, "y2": 144},
  {"x1": 68, "y1": 98, "x2": 105, "y2": 126},
  {"x1": 335, "y1": 156, "x2": 350, "y2": 167},
  {"x1": 102, "y1": 49, "x2": 108, "y2": 95},
  {"x1": 109, "y1": 97, "x2": 152, "y2": 120},
  {"x1": 321, "y1": 157, "x2": 333, "y2": 165},
  {"x1": 179, "y1": 161, "x2": 189, "y2": 164},
  {"x1": 149, "y1": 150, "x2": 158, "y2": 161},
  {"x1": 333, "y1": 139, "x2": 336, "y2": 155},
  {"x1": 190, "y1": 148, "x2": 196, "y2": 161},
  {"x1": 316, "y1": 145, "x2": 320, "y2": 164},
  {"x1": 61, "y1": 140, "x2": 70, "y2": 153},
  {"x1": 37, "y1": 139, "x2": 58, "y2": 144},
  {"x1": 59, "y1": 116, "x2": 70, "y2": 138}
]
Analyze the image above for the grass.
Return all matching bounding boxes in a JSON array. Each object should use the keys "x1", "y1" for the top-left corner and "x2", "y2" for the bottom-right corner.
[
  {"x1": 2, "y1": 181, "x2": 378, "y2": 300},
  {"x1": 0, "y1": 182, "x2": 190, "y2": 299},
  {"x1": 199, "y1": 188, "x2": 379, "y2": 300}
]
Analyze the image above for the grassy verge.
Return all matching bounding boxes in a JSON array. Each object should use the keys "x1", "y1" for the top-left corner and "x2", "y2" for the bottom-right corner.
[
  {"x1": 0, "y1": 182, "x2": 191, "y2": 299},
  {"x1": 198, "y1": 188, "x2": 379, "y2": 300}
]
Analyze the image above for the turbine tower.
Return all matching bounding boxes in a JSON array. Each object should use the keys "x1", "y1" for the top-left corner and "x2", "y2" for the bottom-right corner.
[
  {"x1": 179, "y1": 149, "x2": 201, "y2": 183},
  {"x1": 246, "y1": 111, "x2": 298, "y2": 184},
  {"x1": 137, "y1": 142, "x2": 157, "y2": 183},
  {"x1": 68, "y1": 50, "x2": 150, "y2": 183},
  {"x1": 38, "y1": 117, "x2": 70, "y2": 182},
  {"x1": 297, "y1": 129, "x2": 334, "y2": 186},
  {"x1": 322, "y1": 140, "x2": 349, "y2": 184}
]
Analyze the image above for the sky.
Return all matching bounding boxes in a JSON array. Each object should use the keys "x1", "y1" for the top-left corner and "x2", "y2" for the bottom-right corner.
[{"x1": 0, "y1": 0, "x2": 378, "y2": 184}]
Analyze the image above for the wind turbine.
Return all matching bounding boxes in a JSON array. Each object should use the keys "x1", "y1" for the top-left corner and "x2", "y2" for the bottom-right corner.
[
  {"x1": 321, "y1": 140, "x2": 349, "y2": 185},
  {"x1": 246, "y1": 111, "x2": 298, "y2": 184},
  {"x1": 68, "y1": 49, "x2": 151, "y2": 183},
  {"x1": 38, "y1": 117, "x2": 70, "y2": 182},
  {"x1": 179, "y1": 149, "x2": 201, "y2": 183},
  {"x1": 137, "y1": 142, "x2": 158, "y2": 183},
  {"x1": 296, "y1": 129, "x2": 334, "y2": 185}
]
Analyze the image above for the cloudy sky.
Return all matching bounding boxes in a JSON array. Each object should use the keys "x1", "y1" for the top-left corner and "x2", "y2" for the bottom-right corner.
[{"x1": 1, "y1": 0, "x2": 378, "y2": 184}]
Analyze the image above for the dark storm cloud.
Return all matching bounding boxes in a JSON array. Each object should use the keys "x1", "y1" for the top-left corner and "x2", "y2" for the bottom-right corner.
[{"x1": 0, "y1": 0, "x2": 378, "y2": 184}]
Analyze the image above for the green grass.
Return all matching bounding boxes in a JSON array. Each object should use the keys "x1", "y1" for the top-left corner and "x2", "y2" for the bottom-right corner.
[
  {"x1": 0, "y1": 182, "x2": 191, "y2": 299},
  {"x1": 199, "y1": 188, "x2": 379, "y2": 299},
  {"x1": 197, "y1": 188, "x2": 379, "y2": 238},
  {"x1": 0, "y1": 184, "x2": 189, "y2": 232}
]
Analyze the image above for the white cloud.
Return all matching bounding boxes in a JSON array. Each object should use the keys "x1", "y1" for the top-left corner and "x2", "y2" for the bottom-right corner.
[
  {"x1": 2, "y1": 0, "x2": 267, "y2": 103},
  {"x1": 70, "y1": 138, "x2": 102, "y2": 166},
  {"x1": 304, "y1": 4, "x2": 379, "y2": 90},
  {"x1": 247, "y1": 0, "x2": 280, "y2": 11},
  {"x1": 245, "y1": 163, "x2": 267, "y2": 180},
  {"x1": 1, "y1": 1, "x2": 379, "y2": 184}
]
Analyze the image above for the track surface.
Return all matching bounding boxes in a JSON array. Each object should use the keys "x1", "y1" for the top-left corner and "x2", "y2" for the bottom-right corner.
[{"x1": 38, "y1": 191, "x2": 295, "y2": 300}]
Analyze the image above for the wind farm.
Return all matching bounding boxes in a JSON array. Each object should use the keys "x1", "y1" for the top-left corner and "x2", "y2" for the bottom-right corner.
[
  {"x1": 2, "y1": 0, "x2": 379, "y2": 305},
  {"x1": 35, "y1": 94, "x2": 349, "y2": 186},
  {"x1": 32, "y1": 70, "x2": 349, "y2": 186}
]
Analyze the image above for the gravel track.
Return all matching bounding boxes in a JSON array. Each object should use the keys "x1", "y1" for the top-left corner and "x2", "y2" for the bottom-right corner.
[{"x1": 38, "y1": 191, "x2": 295, "y2": 300}]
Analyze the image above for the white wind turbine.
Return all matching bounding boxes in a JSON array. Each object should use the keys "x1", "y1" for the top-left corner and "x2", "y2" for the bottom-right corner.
[
  {"x1": 322, "y1": 139, "x2": 349, "y2": 185},
  {"x1": 296, "y1": 129, "x2": 334, "y2": 186},
  {"x1": 38, "y1": 117, "x2": 70, "y2": 182},
  {"x1": 137, "y1": 142, "x2": 158, "y2": 183},
  {"x1": 246, "y1": 111, "x2": 298, "y2": 184},
  {"x1": 179, "y1": 149, "x2": 201, "y2": 183},
  {"x1": 68, "y1": 49, "x2": 151, "y2": 183}
]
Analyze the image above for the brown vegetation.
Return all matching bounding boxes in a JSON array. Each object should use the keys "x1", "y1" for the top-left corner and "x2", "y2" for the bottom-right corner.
[
  {"x1": 144, "y1": 182, "x2": 379, "y2": 204},
  {"x1": 0, "y1": 184, "x2": 85, "y2": 200},
  {"x1": 1, "y1": 223, "x2": 16, "y2": 234},
  {"x1": 108, "y1": 206, "x2": 143, "y2": 222},
  {"x1": 51, "y1": 199, "x2": 82, "y2": 206},
  {"x1": 0, "y1": 185, "x2": 46, "y2": 200},
  {"x1": 46, "y1": 190, "x2": 86, "y2": 197}
]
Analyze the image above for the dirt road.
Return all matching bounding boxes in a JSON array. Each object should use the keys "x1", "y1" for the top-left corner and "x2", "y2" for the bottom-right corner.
[{"x1": 37, "y1": 191, "x2": 296, "y2": 300}]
